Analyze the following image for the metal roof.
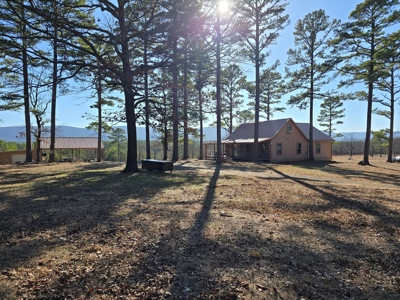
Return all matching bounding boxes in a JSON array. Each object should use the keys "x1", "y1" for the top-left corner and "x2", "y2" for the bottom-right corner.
[
  {"x1": 221, "y1": 138, "x2": 270, "y2": 144},
  {"x1": 296, "y1": 123, "x2": 335, "y2": 141},
  {"x1": 40, "y1": 137, "x2": 104, "y2": 150},
  {"x1": 226, "y1": 119, "x2": 289, "y2": 140},
  {"x1": 224, "y1": 118, "x2": 334, "y2": 142}
]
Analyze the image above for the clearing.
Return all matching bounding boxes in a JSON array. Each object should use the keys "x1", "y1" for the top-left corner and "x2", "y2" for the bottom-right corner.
[{"x1": 0, "y1": 156, "x2": 399, "y2": 299}]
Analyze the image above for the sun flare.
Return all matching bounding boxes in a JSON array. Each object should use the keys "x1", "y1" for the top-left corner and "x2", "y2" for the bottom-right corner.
[{"x1": 218, "y1": 0, "x2": 230, "y2": 14}]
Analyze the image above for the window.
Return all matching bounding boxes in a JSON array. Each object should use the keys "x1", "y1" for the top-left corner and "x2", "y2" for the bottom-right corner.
[
  {"x1": 276, "y1": 143, "x2": 282, "y2": 155},
  {"x1": 296, "y1": 143, "x2": 302, "y2": 154},
  {"x1": 316, "y1": 143, "x2": 321, "y2": 154},
  {"x1": 286, "y1": 124, "x2": 292, "y2": 134}
]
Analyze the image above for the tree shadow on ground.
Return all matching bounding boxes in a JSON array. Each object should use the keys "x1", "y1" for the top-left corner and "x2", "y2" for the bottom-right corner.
[
  {"x1": 0, "y1": 164, "x2": 207, "y2": 272},
  {"x1": 291, "y1": 160, "x2": 400, "y2": 187},
  {"x1": 0, "y1": 162, "x2": 125, "y2": 185},
  {"x1": 1, "y1": 162, "x2": 400, "y2": 299},
  {"x1": 83, "y1": 163, "x2": 398, "y2": 299},
  {"x1": 267, "y1": 166, "x2": 400, "y2": 228},
  {"x1": 167, "y1": 163, "x2": 221, "y2": 298}
]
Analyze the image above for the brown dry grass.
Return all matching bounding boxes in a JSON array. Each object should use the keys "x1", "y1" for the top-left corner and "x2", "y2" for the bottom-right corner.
[{"x1": 0, "y1": 155, "x2": 399, "y2": 300}]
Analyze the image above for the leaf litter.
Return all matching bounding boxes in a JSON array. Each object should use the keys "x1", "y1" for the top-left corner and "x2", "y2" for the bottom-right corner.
[{"x1": 0, "y1": 156, "x2": 399, "y2": 299}]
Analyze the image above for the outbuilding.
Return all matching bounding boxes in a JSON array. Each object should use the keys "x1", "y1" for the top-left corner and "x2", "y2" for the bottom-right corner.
[{"x1": 0, "y1": 137, "x2": 104, "y2": 164}]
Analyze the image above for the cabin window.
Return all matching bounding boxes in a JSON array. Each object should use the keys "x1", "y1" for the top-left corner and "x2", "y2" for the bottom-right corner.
[
  {"x1": 296, "y1": 143, "x2": 302, "y2": 154},
  {"x1": 276, "y1": 143, "x2": 282, "y2": 155},
  {"x1": 316, "y1": 142, "x2": 321, "y2": 154},
  {"x1": 286, "y1": 124, "x2": 292, "y2": 134}
]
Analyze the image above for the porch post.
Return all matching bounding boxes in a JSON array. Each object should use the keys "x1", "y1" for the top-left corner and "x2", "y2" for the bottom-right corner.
[{"x1": 214, "y1": 144, "x2": 216, "y2": 160}]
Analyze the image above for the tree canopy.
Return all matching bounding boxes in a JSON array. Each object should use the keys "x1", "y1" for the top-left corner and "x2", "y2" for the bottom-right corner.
[{"x1": 1, "y1": 0, "x2": 400, "y2": 167}]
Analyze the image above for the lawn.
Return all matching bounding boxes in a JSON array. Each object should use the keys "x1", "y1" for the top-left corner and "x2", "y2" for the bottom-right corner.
[{"x1": 0, "y1": 156, "x2": 399, "y2": 300}]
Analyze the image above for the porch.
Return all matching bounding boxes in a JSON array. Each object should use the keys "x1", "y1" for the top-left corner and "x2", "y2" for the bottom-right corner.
[{"x1": 204, "y1": 139, "x2": 271, "y2": 161}]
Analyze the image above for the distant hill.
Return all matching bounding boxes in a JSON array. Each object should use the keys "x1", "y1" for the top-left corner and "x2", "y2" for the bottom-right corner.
[
  {"x1": 333, "y1": 132, "x2": 367, "y2": 141},
  {"x1": 0, "y1": 125, "x2": 229, "y2": 142},
  {"x1": 333, "y1": 131, "x2": 400, "y2": 141},
  {"x1": 3, "y1": 126, "x2": 397, "y2": 143}
]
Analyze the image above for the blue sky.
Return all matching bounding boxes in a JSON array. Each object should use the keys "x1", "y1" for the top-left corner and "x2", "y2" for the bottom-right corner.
[
  {"x1": 258, "y1": 0, "x2": 400, "y2": 134},
  {"x1": 1, "y1": 0, "x2": 399, "y2": 133}
]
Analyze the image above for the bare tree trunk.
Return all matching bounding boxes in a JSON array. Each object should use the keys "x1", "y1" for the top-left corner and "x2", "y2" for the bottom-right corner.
[
  {"x1": 199, "y1": 88, "x2": 204, "y2": 160},
  {"x1": 229, "y1": 93, "x2": 233, "y2": 134},
  {"x1": 22, "y1": 7, "x2": 32, "y2": 162},
  {"x1": 49, "y1": 18, "x2": 57, "y2": 163},
  {"x1": 96, "y1": 74, "x2": 102, "y2": 162},
  {"x1": 144, "y1": 39, "x2": 151, "y2": 159},
  {"x1": 123, "y1": 89, "x2": 140, "y2": 173},
  {"x1": 119, "y1": 9, "x2": 139, "y2": 173},
  {"x1": 309, "y1": 56, "x2": 315, "y2": 161},
  {"x1": 35, "y1": 129, "x2": 41, "y2": 163},
  {"x1": 362, "y1": 36, "x2": 376, "y2": 166},
  {"x1": 252, "y1": 7, "x2": 260, "y2": 163},
  {"x1": 183, "y1": 44, "x2": 189, "y2": 160},
  {"x1": 163, "y1": 127, "x2": 168, "y2": 161},
  {"x1": 387, "y1": 75, "x2": 395, "y2": 162},
  {"x1": 171, "y1": 7, "x2": 179, "y2": 162},
  {"x1": 363, "y1": 80, "x2": 373, "y2": 165},
  {"x1": 216, "y1": 13, "x2": 222, "y2": 164}
]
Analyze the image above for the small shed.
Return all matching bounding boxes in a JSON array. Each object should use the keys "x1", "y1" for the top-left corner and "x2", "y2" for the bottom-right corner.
[{"x1": 0, "y1": 150, "x2": 38, "y2": 165}]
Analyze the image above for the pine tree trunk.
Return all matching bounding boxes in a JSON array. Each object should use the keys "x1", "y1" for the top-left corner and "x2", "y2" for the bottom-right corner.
[
  {"x1": 199, "y1": 88, "x2": 204, "y2": 160},
  {"x1": 144, "y1": 40, "x2": 151, "y2": 160},
  {"x1": 309, "y1": 55, "x2": 315, "y2": 161},
  {"x1": 183, "y1": 44, "x2": 189, "y2": 160},
  {"x1": 387, "y1": 73, "x2": 395, "y2": 162},
  {"x1": 119, "y1": 10, "x2": 139, "y2": 173},
  {"x1": 171, "y1": 7, "x2": 179, "y2": 162},
  {"x1": 253, "y1": 6, "x2": 260, "y2": 163},
  {"x1": 123, "y1": 90, "x2": 140, "y2": 173},
  {"x1": 49, "y1": 19, "x2": 57, "y2": 163},
  {"x1": 97, "y1": 75, "x2": 102, "y2": 162},
  {"x1": 216, "y1": 14, "x2": 222, "y2": 164},
  {"x1": 22, "y1": 8, "x2": 32, "y2": 162},
  {"x1": 363, "y1": 42, "x2": 375, "y2": 166}
]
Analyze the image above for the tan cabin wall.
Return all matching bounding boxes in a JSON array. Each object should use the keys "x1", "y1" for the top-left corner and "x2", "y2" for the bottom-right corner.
[
  {"x1": 313, "y1": 141, "x2": 333, "y2": 161},
  {"x1": 270, "y1": 120, "x2": 308, "y2": 162},
  {"x1": 0, "y1": 150, "x2": 38, "y2": 165}
]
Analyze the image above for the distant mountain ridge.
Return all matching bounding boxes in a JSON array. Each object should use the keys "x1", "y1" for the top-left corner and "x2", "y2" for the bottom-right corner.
[
  {"x1": 0, "y1": 126, "x2": 230, "y2": 142},
  {"x1": 1, "y1": 125, "x2": 398, "y2": 143},
  {"x1": 334, "y1": 131, "x2": 400, "y2": 141}
]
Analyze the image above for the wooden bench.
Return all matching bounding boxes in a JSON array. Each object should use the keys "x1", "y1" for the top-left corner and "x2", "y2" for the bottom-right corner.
[{"x1": 141, "y1": 159, "x2": 173, "y2": 173}]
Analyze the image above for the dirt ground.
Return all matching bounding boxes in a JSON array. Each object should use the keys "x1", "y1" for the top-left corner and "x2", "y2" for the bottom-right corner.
[{"x1": 0, "y1": 155, "x2": 400, "y2": 299}]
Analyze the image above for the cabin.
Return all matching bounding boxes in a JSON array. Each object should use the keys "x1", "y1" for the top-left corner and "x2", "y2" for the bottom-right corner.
[{"x1": 205, "y1": 118, "x2": 334, "y2": 162}]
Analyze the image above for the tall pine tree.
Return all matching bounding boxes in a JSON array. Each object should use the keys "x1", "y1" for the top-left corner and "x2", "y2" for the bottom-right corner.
[
  {"x1": 221, "y1": 64, "x2": 246, "y2": 134},
  {"x1": 374, "y1": 30, "x2": 400, "y2": 162},
  {"x1": 331, "y1": 0, "x2": 400, "y2": 165},
  {"x1": 285, "y1": 9, "x2": 340, "y2": 160},
  {"x1": 238, "y1": 0, "x2": 289, "y2": 162},
  {"x1": 317, "y1": 93, "x2": 345, "y2": 137},
  {"x1": 247, "y1": 60, "x2": 285, "y2": 121}
]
